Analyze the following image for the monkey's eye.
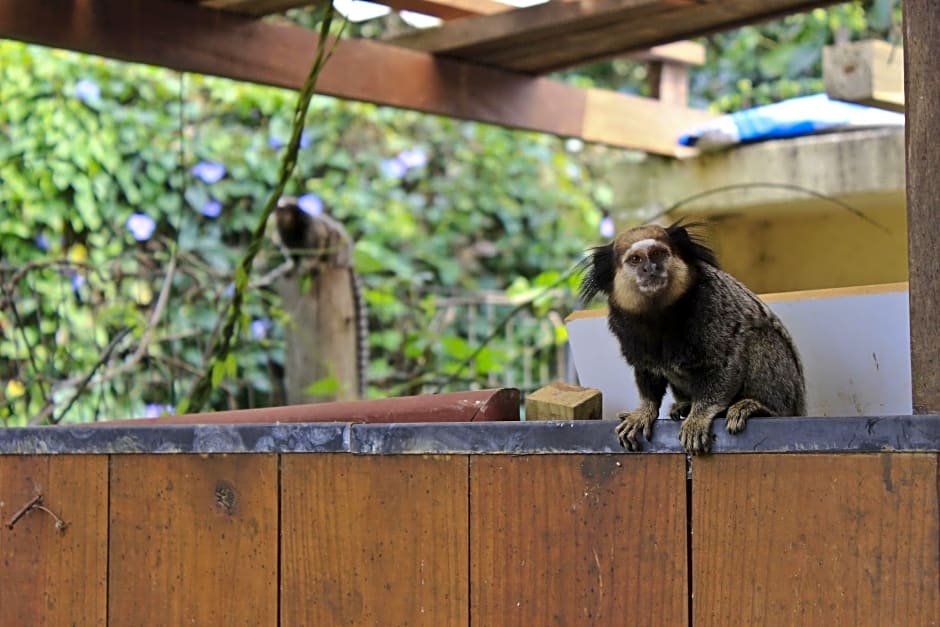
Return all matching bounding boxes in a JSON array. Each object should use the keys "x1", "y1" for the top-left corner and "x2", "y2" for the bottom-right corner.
[
  {"x1": 649, "y1": 248, "x2": 669, "y2": 263},
  {"x1": 626, "y1": 254, "x2": 642, "y2": 266}
]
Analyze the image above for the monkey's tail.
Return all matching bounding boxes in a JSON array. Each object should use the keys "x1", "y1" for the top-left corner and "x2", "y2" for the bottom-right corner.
[{"x1": 350, "y1": 269, "x2": 369, "y2": 399}]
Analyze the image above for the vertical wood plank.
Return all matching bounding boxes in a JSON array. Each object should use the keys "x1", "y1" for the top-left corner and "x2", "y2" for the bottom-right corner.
[
  {"x1": 904, "y1": 0, "x2": 940, "y2": 413},
  {"x1": 281, "y1": 454, "x2": 469, "y2": 626},
  {"x1": 0, "y1": 455, "x2": 107, "y2": 626},
  {"x1": 471, "y1": 454, "x2": 688, "y2": 625},
  {"x1": 109, "y1": 454, "x2": 278, "y2": 626},
  {"x1": 693, "y1": 454, "x2": 940, "y2": 626}
]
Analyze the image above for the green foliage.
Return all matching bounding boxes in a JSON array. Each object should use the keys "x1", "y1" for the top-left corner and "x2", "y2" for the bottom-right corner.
[
  {"x1": 0, "y1": 40, "x2": 604, "y2": 424},
  {"x1": 691, "y1": 1, "x2": 901, "y2": 112},
  {"x1": 557, "y1": 1, "x2": 901, "y2": 113}
]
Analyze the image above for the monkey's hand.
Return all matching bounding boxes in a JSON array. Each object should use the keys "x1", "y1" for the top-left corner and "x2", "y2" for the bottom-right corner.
[
  {"x1": 679, "y1": 417, "x2": 713, "y2": 453},
  {"x1": 725, "y1": 398, "x2": 773, "y2": 434},
  {"x1": 615, "y1": 402, "x2": 659, "y2": 451}
]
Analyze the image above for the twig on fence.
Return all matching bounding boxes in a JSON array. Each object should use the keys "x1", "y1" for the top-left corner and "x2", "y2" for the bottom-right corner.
[
  {"x1": 5, "y1": 493, "x2": 68, "y2": 533},
  {"x1": 6, "y1": 494, "x2": 42, "y2": 530},
  {"x1": 432, "y1": 264, "x2": 580, "y2": 394}
]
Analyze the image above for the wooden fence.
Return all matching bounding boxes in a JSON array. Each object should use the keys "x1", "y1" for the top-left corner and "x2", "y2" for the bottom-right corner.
[{"x1": 0, "y1": 418, "x2": 937, "y2": 625}]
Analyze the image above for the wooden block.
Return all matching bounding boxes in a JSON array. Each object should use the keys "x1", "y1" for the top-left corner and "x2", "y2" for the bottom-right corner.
[
  {"x1": 471, "y1": 454, "x2": 688, "y2": 625},
  {"x1": 108, "y1": 454, "x2": 278, "y2": 625},
  {"x1": 692, "y1": 453, "x2": 939, "y2": 626},
  {"x1": 0, "y1": 455, "x2": 107, "y2": 626},
  {"x1": 525, "y1": 381, "x2": 602, "y2": 420},
  {"x1": 281, "y1": 454, "x2": 468, "y2": 625},
  {"x1": 823, "y1": 39, "x2": 904, "y2": 111}
]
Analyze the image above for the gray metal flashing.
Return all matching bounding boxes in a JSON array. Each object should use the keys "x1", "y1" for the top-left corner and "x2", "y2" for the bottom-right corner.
[{"x1": 0, "y1": 416, "x2": 937, "y2": 455}]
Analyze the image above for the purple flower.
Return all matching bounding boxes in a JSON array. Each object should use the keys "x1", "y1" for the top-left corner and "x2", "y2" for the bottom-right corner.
[
  {"x1": 74, "y1": 79, "x2": 100, "y2": 103},
  {"x1": 268, "y1": 136, "x2": 285, "y2": 150},
  {"x1": 380, "y1": 158, "x2": 407, "y2": 179},
  {"x1": 224, "y1": 282, "x2": 235, "y2": 298},
  {"x1": 35, "y1": 234, "x2": 50, "y2": 252},
  {"x1": 599, "y1": 215, "x2": 615, "y2": 239},
  {"x1": 397, "y1": 147, "x2": 427, "y2": 169},
  {"x1": 297, "y1": 194, "x2": 323, "y2": 216},
  {"x1": 191, "y1": 161, "x2": 226, "y2": 184},
  {"x1": 201, "y1": 199, "x2": 222, "y2": 218},
  {"x1": 251, "y1": 319, "x2": 271, "y2": 340},
  {"x1": 71, "y1": 274, "x2": 85, "y2": 291},
  {"x1": 299, "y1": 130, "x2": 312, "y2": 149},
  {"x1": 142, "y1": 403, "x2": 175, "y2": 419},
  {"x1": 126, "y1": 213, "x2": 156, "y2": 241}
]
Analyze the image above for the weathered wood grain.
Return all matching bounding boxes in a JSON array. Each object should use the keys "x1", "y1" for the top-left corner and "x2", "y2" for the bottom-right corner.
[
  {"x1": 0, "y1": 455, "x2": 107, "y2": 626},
  {"x1": 692, "y1": 454, "x2": 940, "y2": 626},
  {"x1": 108, "y1": 454, "x2": 278, "y2": 625},
  {"x1": 281, "y1": 454, "x2": 469, "y2": 625},
  {"x1": 904, "y1": 0, "x2": 940, "y2": 413},
  {"x1": 470, "y1": 454, "x2": 688, "y2": 625}
]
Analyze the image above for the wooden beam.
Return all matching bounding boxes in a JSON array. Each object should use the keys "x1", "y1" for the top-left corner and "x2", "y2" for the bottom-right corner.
[
  {"x1": 0, "y1": 0, "x2": 711, "y2": 155},
  {"x1": 391, "y1": 0, "x2": 840, "y2": 74},
  {"x1": 632, "y1": 41, "x2": 706, "y2": 67},
  {"x1": 823, "y1": 39, "x2": 904, "y2": 111},
  {"x1": 199, "y1": 0, "x2": 314, "y2": 16},
  {"x1": 903, "y1": 0, "x2": 940, "y2": 413},
  {"x1": 379, "y1": 0, "x2": 510, "y2": 19},
  {"x1": 382, "y1": 1, "x2": 706, "y2": 67},
  {"x1": 198, "y1": 0, "x2": 511, "y2": 19}
]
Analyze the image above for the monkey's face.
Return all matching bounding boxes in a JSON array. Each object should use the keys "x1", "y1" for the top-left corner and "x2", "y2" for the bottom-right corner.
[
  {"x1": 623, "y1": 239, "x2": 672, "y2": 293},
  {"x1": 609, "y1": 226, "x2": 691, "y2": 313}
]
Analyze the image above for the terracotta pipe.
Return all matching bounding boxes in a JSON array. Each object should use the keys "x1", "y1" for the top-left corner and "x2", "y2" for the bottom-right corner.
[{"x1": 88, "y1": 388, "x2": 520, "y2": 426}]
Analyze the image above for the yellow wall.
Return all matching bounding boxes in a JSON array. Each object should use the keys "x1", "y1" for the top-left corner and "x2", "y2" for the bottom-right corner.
[{"x1": 705, "y1": 203, "x2": 908, "y2": 294}]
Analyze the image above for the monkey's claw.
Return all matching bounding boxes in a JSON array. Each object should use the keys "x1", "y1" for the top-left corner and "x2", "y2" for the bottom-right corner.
[
  {"x1": 615, "y1": 409, "x2": 656, "y2": 451},
  {"x1": 668, "y1": 401, "x2": 690, "y2": 421},
  {"x1": 679, "y1": 418, "x2": 713, "y2": 454}
]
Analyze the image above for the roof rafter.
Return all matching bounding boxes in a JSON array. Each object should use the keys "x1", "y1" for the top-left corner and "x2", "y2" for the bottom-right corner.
[
  {"x1": 391, "y1": 0, "x2": 842, "y2": 73},
  {"x1": 0, "y1": 0, "x2": 713, "y2": 156}
]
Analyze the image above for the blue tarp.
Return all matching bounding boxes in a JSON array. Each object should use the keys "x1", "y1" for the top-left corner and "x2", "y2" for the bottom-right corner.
[{"x1": 679, "y1": 93, "x2": 904, "y2": 150}]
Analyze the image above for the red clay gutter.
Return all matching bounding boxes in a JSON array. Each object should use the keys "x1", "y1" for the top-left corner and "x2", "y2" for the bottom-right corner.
[{"x1": 89, "y1": 388, "x2": 520, "y2": 426}]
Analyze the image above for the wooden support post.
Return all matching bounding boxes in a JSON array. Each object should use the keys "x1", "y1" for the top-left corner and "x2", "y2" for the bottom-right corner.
[
  {"x1": 903, "y1": 0, "x2": 940, "y2": 413},
  {"x1": 648, "y1": 61, "x2": 689, "y2": 105},
  {"x1": 525, "y1": 381, "x2": 602, "y2": 421},
  {"x1": 277, "y1": 267, "x2": 360, "y2": 403}
]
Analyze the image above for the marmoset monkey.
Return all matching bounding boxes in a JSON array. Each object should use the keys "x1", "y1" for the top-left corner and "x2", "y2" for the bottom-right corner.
[{"x1": 579, "y1": 222, "x2": 805, "y2": 454}]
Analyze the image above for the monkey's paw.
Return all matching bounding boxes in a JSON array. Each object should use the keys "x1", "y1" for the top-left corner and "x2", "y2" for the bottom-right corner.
[
  {"x1": 615, "y1": 408, "x2": 657, "y2": 451},
  {"x1": 668, "y1": 401, "x2": 691, "y2": 421},
  {"x1": 725, "y1": 398, "x2": 773, "y2": 434},
  {"x1": 679, "y1": 417, "x2": 713, "y2": 454}
]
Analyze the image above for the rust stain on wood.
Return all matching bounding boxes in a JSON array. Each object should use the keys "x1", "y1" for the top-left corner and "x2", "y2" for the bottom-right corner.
[
  {"x1": 108, "y1": 454, "x2": 278, "y2": 625},
  {"x1": 281, "y1": 454, "x2": 469, "y2": 625},
  {"x1": 692, "y1": 453, "x2": 940, "y2": 626},
  {"x1": 470, "y1": 454, "x2": 688, "y2": 625}
]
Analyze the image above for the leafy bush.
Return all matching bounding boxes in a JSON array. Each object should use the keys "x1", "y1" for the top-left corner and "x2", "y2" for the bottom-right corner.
[{"x1": 0, "y1": 40, "x2": 604, "y2": 424}]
